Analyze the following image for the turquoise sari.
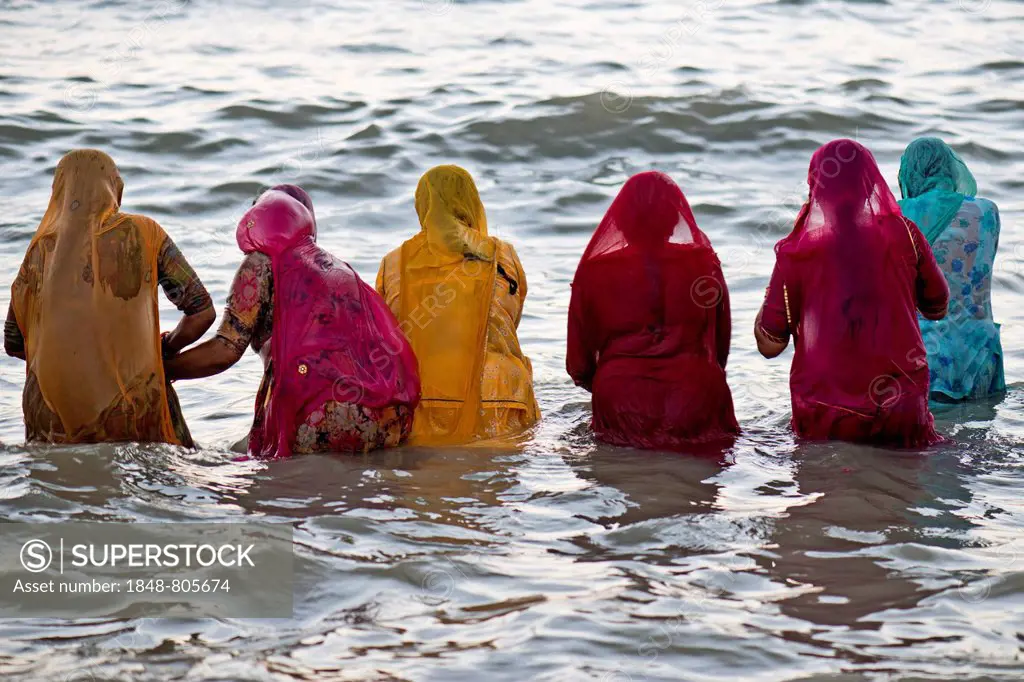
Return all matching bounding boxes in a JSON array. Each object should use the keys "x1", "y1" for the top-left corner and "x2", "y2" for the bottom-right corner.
[{"x1": 898, "y1": 138, "x2": 1004, "y2": 402}]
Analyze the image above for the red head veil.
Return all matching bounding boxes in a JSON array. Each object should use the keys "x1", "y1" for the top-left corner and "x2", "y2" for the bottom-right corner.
[
  {"x1": 579, "y1": 171, "x2": 711, "y2": 260},
  {"x1": 574, "y1": 171, "x2": 716, "y2": 325}
]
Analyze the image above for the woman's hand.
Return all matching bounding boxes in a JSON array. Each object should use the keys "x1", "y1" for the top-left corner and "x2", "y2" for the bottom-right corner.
[
  {"x1": 754, "y1": 305, "x2": 789, "y2": 359},
  {"x1": 165, "y1": 337, "x2": 245, "y2": 381},
  {"x1": 162, "y1": 307, "x2": 216, "y2": 358}
]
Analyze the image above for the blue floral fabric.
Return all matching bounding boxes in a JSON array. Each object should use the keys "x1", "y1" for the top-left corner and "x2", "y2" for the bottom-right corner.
[{"x1": 915, "y1": 197, "x2": 1005, "y2": 401}]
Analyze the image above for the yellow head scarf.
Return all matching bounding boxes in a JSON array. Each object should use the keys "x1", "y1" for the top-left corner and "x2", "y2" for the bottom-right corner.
[{"x1": 412, "y1": 165, "x2": 496, "y2": 265}]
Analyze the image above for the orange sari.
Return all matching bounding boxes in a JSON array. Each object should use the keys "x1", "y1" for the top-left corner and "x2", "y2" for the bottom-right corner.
[
  {"x1": 10, "y1": 149, "x2": 180, "y2": 444},
  {"x1": 376, "y1": 165, "x2": 539, "y2": 446}
]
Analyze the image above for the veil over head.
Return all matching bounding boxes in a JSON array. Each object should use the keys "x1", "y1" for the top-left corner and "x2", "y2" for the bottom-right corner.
[
  {"x1": 579, "y1": 171, "x2": 711, "y2": 261},
  {"x1": 237, "y1": 189, "x2": 315, "y2": 257},
  {"x1": 779, "y1": 139, "x2": 902, "y2": 257},
  {"x1": 269, "y1": 184, "x2": 316, "y2": 226},
  {"x1": 898, "y1": 137, "x2": 977, "y2": 200},
  {"x1": 411, "y1": 165, "x2": 494, "y2": 266},
  {"x1": 897, "y1": 137, "x2": 977, "y2": 245}
]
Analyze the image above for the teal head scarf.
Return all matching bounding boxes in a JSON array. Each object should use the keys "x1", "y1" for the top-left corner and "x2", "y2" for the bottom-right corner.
[{"x1": 897, "y1": 137, "x2": 978, "y2": 245}]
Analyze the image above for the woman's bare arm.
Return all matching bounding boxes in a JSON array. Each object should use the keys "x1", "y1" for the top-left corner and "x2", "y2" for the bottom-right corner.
[{"x1": 166, "y1": 337, "x2": 244, "y2": 380}]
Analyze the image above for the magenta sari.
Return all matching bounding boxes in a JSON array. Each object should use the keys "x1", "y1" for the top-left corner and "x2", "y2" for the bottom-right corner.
[
  {"x1": 760, "y1": 140, "x2": 949, "y2": 448},
  {"x1": 236, "y1": 189, "x2": 420, "y2": 459}
]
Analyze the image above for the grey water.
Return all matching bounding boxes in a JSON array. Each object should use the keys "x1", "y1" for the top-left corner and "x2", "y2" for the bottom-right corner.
[{"x1": 0, "y1": 0, "x2": 1023, "y2": 679}]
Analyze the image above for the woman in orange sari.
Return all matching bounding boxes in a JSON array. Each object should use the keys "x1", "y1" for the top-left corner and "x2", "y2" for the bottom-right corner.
[
  {"x1": 4, "y1": 149, "x2": 214, "y2": 446},
  {"x1": 376, "y1": 165, "x2": 540, "y2": 446}
]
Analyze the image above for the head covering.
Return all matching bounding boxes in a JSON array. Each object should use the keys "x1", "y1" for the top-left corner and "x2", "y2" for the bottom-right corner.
[
  {"x1": 237, "y1": 188, "x2": 315, "y2": 256},
  {"x1": 268, "y1": 184, "x2": 316, "y2": 226},
  {"x1": 411, "y1": 165, "x2": 495, "y2": 265},
  {"x1": 32, "y1": 149, "x2": 124, "y2": 243},
  {"x1": 236, "y1": 190, "x2": 419, "y2": 459},
  {"x1": 580, "y1": 171, "x2": 711, "y2": 259},
  {"x1": 778, "y1": 139, "x2": 902, "y2": 258},
  {"x1": 11, "y1": 149, "x2": 179, "y2": 443},
  {"x1": 898, "y1": 137, "x2": 977, "y2": 245},
  {"x1": 577, "y1": 171, "x2": 715, "y2": 326}
]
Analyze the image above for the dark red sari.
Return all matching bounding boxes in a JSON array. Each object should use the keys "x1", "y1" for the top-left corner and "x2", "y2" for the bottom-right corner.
[
  {"x1": 567, "y1": 171, "x2": 739, "y2": 451},
  {"x1": 759, "y1": 140, "x2": 949, "y2": 448}
]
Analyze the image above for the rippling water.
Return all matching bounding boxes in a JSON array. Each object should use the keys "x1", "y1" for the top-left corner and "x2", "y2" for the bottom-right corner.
[{"x1": 1, "y1": 0, "x2": 1023, "y2": 679}]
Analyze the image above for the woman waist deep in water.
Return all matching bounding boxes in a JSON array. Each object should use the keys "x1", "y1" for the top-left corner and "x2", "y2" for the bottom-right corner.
[
  {"x1": 376, "y1": 165, "x2": 540, "y2": 447},
  {"x1": 4, "y1": 149, "x2": 213, "y2": 446},
  {"x1": 568, "y1": 171, "x2": 738, "y2": 451},
  {"x1": 898, "y1": 137, "x2": 1004, "y2": 403},
  {"x1": 755, "y1": 139, "x2": 949, "y2": 448},
  {"x1": 166, "y1": 185, "x2": 420, "y2": 458}
]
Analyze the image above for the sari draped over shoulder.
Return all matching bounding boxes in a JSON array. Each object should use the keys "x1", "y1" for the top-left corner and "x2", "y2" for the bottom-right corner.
[
  {"x1": 238, "y1": 190, "x2": 420, "y2": 459},
  {"x1": 567, "y1": 171, "x2": 738, "y2": 451},
  {"x1": 898, "y1": 137, "x2": 1004, "y2": 401},
  {"x1": 760, "y1": 140, "x2": 948, "y2": 448},
  {"x1": 376, "y1": 165, "x2": 540, "y2": 446},
  {"x1": 10, "y1": 149, "x2": 181, "y2": 444}
]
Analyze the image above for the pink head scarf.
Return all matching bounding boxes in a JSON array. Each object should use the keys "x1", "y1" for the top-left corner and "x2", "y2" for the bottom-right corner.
[
  {"x1": 780, "y1": 139, "x2": 902, "y2": 257},
  {"x1": 236, "y1": 189, "x2": 420, "y2": 459}
]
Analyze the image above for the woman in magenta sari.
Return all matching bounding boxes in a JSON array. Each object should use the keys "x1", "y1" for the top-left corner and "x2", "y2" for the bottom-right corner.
[
  {"x1": 755, "y1": 140, "x2": 949, "y2": 448},
  {"x1": 567, "y1": 171, "x2": 738, "y2": 451},
  {"x1": 166, "y1": 186, "x2": 420, "y2": 458}
]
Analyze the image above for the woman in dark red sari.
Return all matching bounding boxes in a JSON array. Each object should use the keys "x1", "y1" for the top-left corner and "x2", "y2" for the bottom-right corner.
[
  {"x1": 755, "y1": 139, "x2": 949, "y2": 448},
  {"x1": 567, "y1": 171, "x2": 739, "y2": 451}
]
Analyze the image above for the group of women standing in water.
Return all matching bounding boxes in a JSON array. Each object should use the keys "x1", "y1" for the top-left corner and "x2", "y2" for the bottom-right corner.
[{"x1": 3, "y1": 137, "x2": 1004, "y2": 457}]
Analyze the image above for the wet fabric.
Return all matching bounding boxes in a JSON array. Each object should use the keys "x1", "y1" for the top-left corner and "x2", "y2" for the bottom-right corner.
[
  {"x1": 293, "y1": 401, "x2": 412, "y2": 454},
  {"x1": 915, "y1": 198, "x2": 1004, "y2": 401},
  {"x1": 215, "y1": 252, "x2": 275, "y2": 358},
  {"x1": 375, "y1": 165, "x2": 540, "y2": 446},
  {"x1": 759, "y1": 139, "x2": 949, "y2": 448},
  {"x1": 8, "y1": 149, "x2": 200, "y2": 445},
  {"x1": 898, "y1": 137, "x2": 978, "y2": 245},
  {"x1": 235, "y1": 190, "x2": 419, "y2": 459},
  {"x1": 214, "y1": 252, "x2": 416, "y2": 453},
  {"x1": 897, "y1": 139, "x2": 1003, "y2": 401},
  {"x1": 567, "y1": 171, "x2": 738, "y2": 451}
]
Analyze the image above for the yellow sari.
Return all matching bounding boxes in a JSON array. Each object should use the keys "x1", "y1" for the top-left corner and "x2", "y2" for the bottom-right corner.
[
  {"x1": 376, "y1": 165, "x2": 539, "y2": 446},
  {"x1": 10, "y1": 149, "x2": 180, "y2": 444}
]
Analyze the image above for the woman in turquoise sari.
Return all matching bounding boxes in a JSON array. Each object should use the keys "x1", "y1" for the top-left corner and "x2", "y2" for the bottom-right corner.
[{"x1": 898, "y1": 137, "x2": 1004, "y2": 402}]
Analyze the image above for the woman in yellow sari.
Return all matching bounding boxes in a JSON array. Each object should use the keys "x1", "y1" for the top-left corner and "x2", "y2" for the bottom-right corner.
[
  {"x1": 4, "y1": 149, "x2": 214, "y2": 446},
  {"x1": 376, "y1": 165, "x2": 539, "y2": 445}
]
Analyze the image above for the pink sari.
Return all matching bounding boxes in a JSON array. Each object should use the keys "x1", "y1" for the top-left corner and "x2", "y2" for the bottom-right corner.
[
  {"x1": 236, "y1": 189, "x2": 420, "y2": 459},
  {"x1": 760, "y1": 140, "x2": 949, "y2": 448}
]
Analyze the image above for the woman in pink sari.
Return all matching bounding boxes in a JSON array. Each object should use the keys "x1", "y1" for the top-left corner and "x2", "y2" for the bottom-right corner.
[
  {"x1": 755, "y1": 140, "x2": 949, "y2": 448},
  {"x1": 167, "y1": 186, "x2": 420, "y2": 458}
]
